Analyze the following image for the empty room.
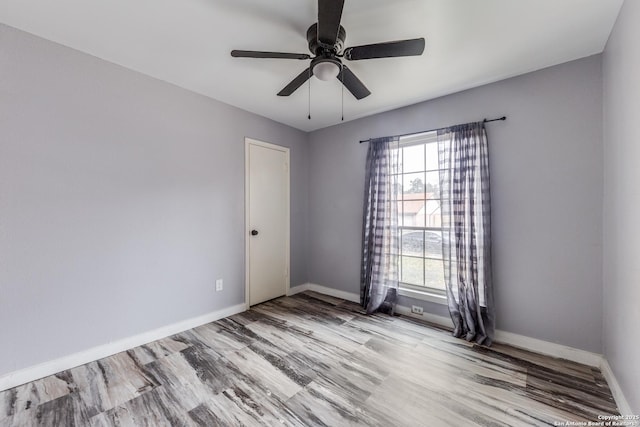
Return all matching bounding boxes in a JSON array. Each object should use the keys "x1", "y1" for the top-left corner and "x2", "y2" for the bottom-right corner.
[{"x1": 1, "y1": 0, "x2": 638, "y2": 425}]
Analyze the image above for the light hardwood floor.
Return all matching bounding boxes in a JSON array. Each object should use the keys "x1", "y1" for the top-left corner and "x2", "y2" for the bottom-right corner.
[{"x1": 0, "y1": 292, "x2": 619, "y2": 426}]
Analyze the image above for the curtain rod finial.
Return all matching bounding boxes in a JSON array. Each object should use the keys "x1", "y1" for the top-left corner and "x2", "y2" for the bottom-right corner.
[{"x1": 483, "y1": 116, "x2": 507, "y2": 123}]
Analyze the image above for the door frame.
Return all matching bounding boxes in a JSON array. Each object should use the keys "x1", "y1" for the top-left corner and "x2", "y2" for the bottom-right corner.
[{"x1": 244, "y1": 137, "x2": 290, "y2": 310}]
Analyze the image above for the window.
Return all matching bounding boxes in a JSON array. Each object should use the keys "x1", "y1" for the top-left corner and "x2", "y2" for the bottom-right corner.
[{"x1": 394, "y1": 131, "x2": 445, "y2": 294}]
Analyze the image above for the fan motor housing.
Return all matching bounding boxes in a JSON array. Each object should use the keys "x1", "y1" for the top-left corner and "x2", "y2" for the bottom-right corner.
[{"x1": 307, "y1": 23, "x2": 346, "y2": 54}]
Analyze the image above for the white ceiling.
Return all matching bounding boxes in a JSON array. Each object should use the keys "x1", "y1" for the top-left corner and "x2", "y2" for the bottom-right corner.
[{"x1": 0, "y1": 0, "x2": 624, "y2": 132}]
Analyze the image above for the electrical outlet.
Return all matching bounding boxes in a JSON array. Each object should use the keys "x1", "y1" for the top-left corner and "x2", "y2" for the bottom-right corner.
[
  {"x1": 411, "y1": 305, "x2": 424, "y2": 315},
  {"x1": 215, "y1": 279, "x2": 223, "y2": 292}
]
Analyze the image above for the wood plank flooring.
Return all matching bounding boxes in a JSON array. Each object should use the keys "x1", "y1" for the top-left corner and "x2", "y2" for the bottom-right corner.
[{"x1": 0, "y1": 292, "x2": 619, "y2": 426}]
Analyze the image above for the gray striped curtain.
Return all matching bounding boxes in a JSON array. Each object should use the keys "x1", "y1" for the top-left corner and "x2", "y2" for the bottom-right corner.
[
  {"x1": 360, "y1": 137, "x2": 400, "y2": 314},
  {"x1": 437, "y1": 123, "x2": 495, "y2": 345}
]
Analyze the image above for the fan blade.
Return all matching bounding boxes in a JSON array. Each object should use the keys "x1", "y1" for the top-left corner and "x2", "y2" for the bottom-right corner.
[
  {"x1": 344, "y1": 38, "x2": 425, "y2": 60},
  {"x1": 231, "y1": 50, "x2": 311, "y2": 60},
  {"x1": 337, "y1": 66, "x2": 370, "y2": 100},
  {"x1": 317, "y1": 0, "x2": 345, "y2": 47},
  {"x1": 278, "y1": 67, "x2": 313, "y2": 96}
]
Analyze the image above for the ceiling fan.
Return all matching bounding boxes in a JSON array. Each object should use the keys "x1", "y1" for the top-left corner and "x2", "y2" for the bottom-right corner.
[{"x1": 230, "y1": 0, "x2": 425, "y2": 100}]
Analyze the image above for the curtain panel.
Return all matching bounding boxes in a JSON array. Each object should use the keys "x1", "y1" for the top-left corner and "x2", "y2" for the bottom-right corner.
[
  {"x1": 438, "y1": 122, "x2": 495, "y2": 345},
  {"x1": 360, "y1": 137, "x2": 400, "y2": 314}
]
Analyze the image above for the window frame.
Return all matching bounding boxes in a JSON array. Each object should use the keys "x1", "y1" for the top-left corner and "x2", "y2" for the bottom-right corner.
[{"x1": 394, "y1": 131, "x2": 447, "y2": 304}]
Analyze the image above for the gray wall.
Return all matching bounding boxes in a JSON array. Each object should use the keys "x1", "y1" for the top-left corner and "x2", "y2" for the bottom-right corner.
[
  {"x1": 0, "y1": 24, "x2": 308, "y2": 376},
  {"x1": 308, "y1": 55, "x2": 604, "y2": 353},
  {"x1": 603, "y1": 0, "x2": 640, "y2": 413}
]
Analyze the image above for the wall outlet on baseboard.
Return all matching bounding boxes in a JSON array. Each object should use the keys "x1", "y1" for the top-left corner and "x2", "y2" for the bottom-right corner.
[
  {"x1": 411, "y1": 305, "x2": 424, "y2": 315},
  {"x1": 215, "y1": 279, "x2": 223, "y2": 292}
]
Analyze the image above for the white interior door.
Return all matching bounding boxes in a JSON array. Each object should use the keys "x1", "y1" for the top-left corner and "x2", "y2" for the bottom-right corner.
[{"x1": 246, "y1": 138, "x2": 290, "y2": 306}]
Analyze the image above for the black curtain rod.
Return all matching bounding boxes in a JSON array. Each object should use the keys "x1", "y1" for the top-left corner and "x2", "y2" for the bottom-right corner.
[{"x1": 358, "y1": 116, "x2": 507, "y2": 143}]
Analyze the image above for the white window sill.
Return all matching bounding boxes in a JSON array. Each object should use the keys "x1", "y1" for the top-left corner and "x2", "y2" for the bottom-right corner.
[{"x1": 398, "y1": 287, "x2": 448, "y2": 305}]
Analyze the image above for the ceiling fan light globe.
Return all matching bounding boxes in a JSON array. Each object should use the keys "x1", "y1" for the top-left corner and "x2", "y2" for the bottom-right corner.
[{"x1": 313, "y1": 62, "x2": 340, "y2": 81}]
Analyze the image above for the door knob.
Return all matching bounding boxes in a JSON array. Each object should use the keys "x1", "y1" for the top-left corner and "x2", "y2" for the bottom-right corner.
[{"x1": 251, "y1": 230, "x2": 259, "y2": 236}]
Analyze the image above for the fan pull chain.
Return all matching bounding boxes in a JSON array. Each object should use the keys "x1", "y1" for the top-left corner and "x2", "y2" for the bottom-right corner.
[
  {"x1": 341, "y1": 64, "x2": 344, "y2": 121},
  {"x1": 308, "y1": 67, "x2": 311, "y2": 120}
]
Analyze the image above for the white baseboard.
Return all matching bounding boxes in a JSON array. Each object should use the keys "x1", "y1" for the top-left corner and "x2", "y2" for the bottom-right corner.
[
  {"x1": 3, "y1": 284, "x2": 632, "y2": 416},
  {"x1": 493, "y1": 330, "x2": 603, "y2": 367},
  {"x1": 288, "y1": 283, "x2": 360, "y2": 303},
  {"x1": 395, "y1": 303, "x2": 603, "y2": 367},
  {"x1": 287, "y1": 283, "x2": 311, "y2": 296},
  {"x1": 395, "y1": 304, "x2": 454, "y2": 329},
  {"x1": 600, "y1": 358, "x2": 633, "y2": 415},
  {"x1": 0, "y1": 303, "x2": 246, "y2": 392}
]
